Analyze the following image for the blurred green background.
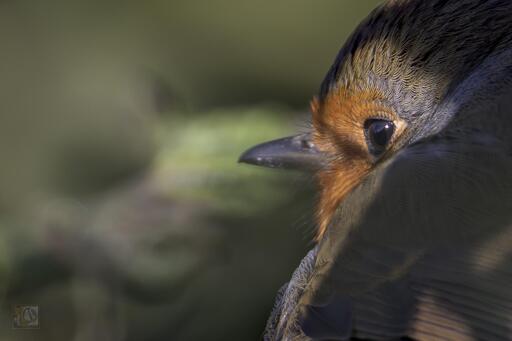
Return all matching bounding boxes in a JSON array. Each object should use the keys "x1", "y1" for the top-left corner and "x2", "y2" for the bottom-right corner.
[{"x1": 0, "y1": 1, "x2": 381, "y2": 340}]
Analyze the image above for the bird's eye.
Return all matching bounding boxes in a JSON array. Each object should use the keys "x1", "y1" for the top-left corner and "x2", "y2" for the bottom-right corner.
[{"x1": 364, "y1": 119, "x2": 395, "y2": 156}]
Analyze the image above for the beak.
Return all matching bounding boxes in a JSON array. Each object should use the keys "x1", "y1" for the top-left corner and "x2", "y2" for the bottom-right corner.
[{"x1": 238, "y1": 134, "x2": 324, "y2": 171}]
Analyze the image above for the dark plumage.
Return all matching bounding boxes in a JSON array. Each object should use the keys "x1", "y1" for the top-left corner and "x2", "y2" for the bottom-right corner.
[{"x1": 241, "y1": 0, "x2": 512, "y2": 339}]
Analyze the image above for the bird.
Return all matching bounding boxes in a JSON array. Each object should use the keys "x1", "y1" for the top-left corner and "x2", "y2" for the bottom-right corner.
[{"x1": 239, "y1": 0, "x2": 512, "y2": 340}]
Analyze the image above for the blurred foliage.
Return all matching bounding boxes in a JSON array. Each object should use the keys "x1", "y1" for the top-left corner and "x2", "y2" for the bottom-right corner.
[
  {"x1": 153, "y1": 107, "x2": 302, "y2": 214},
  {"x1": 0, "y1": 1, "x2": 381, "y2": 340},
  {"x1": 0, "y1": 108, "x2": 315, "y2": 341}
]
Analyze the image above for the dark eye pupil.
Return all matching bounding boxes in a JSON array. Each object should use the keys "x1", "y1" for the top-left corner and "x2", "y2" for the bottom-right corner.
[{"x1": 364, "y1": 119, "x2": 395, "y2": 155}]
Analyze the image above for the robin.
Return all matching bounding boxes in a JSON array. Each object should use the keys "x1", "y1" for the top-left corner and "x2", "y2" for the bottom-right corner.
[{"x1": 240, "y1": 0, "x2": 512, "y2": 340}]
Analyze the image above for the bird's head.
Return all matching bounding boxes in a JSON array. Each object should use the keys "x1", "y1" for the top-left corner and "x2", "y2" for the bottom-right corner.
[{"x1": 240, "y1": 0, "x2": 512, "y2": 242}]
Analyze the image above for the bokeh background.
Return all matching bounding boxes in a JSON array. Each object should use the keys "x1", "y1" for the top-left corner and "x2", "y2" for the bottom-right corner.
[{"x1": 0, "y1": 1, "x2": 381, "y2": 340}]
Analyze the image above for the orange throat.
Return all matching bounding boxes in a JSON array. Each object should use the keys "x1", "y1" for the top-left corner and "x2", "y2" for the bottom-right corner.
[{"x1": 315, "y1": 163, "x2": 371, "y2": 241}]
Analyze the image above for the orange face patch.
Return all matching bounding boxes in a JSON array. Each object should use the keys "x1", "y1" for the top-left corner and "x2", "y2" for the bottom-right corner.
[{"x1": 311, "y1": 87, "x2": 399, "y2": 241}]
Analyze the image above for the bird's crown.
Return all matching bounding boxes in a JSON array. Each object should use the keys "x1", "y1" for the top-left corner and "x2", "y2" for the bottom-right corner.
[{"x1": 320, "y1": 0, "x2": 512, "y2": 105}]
